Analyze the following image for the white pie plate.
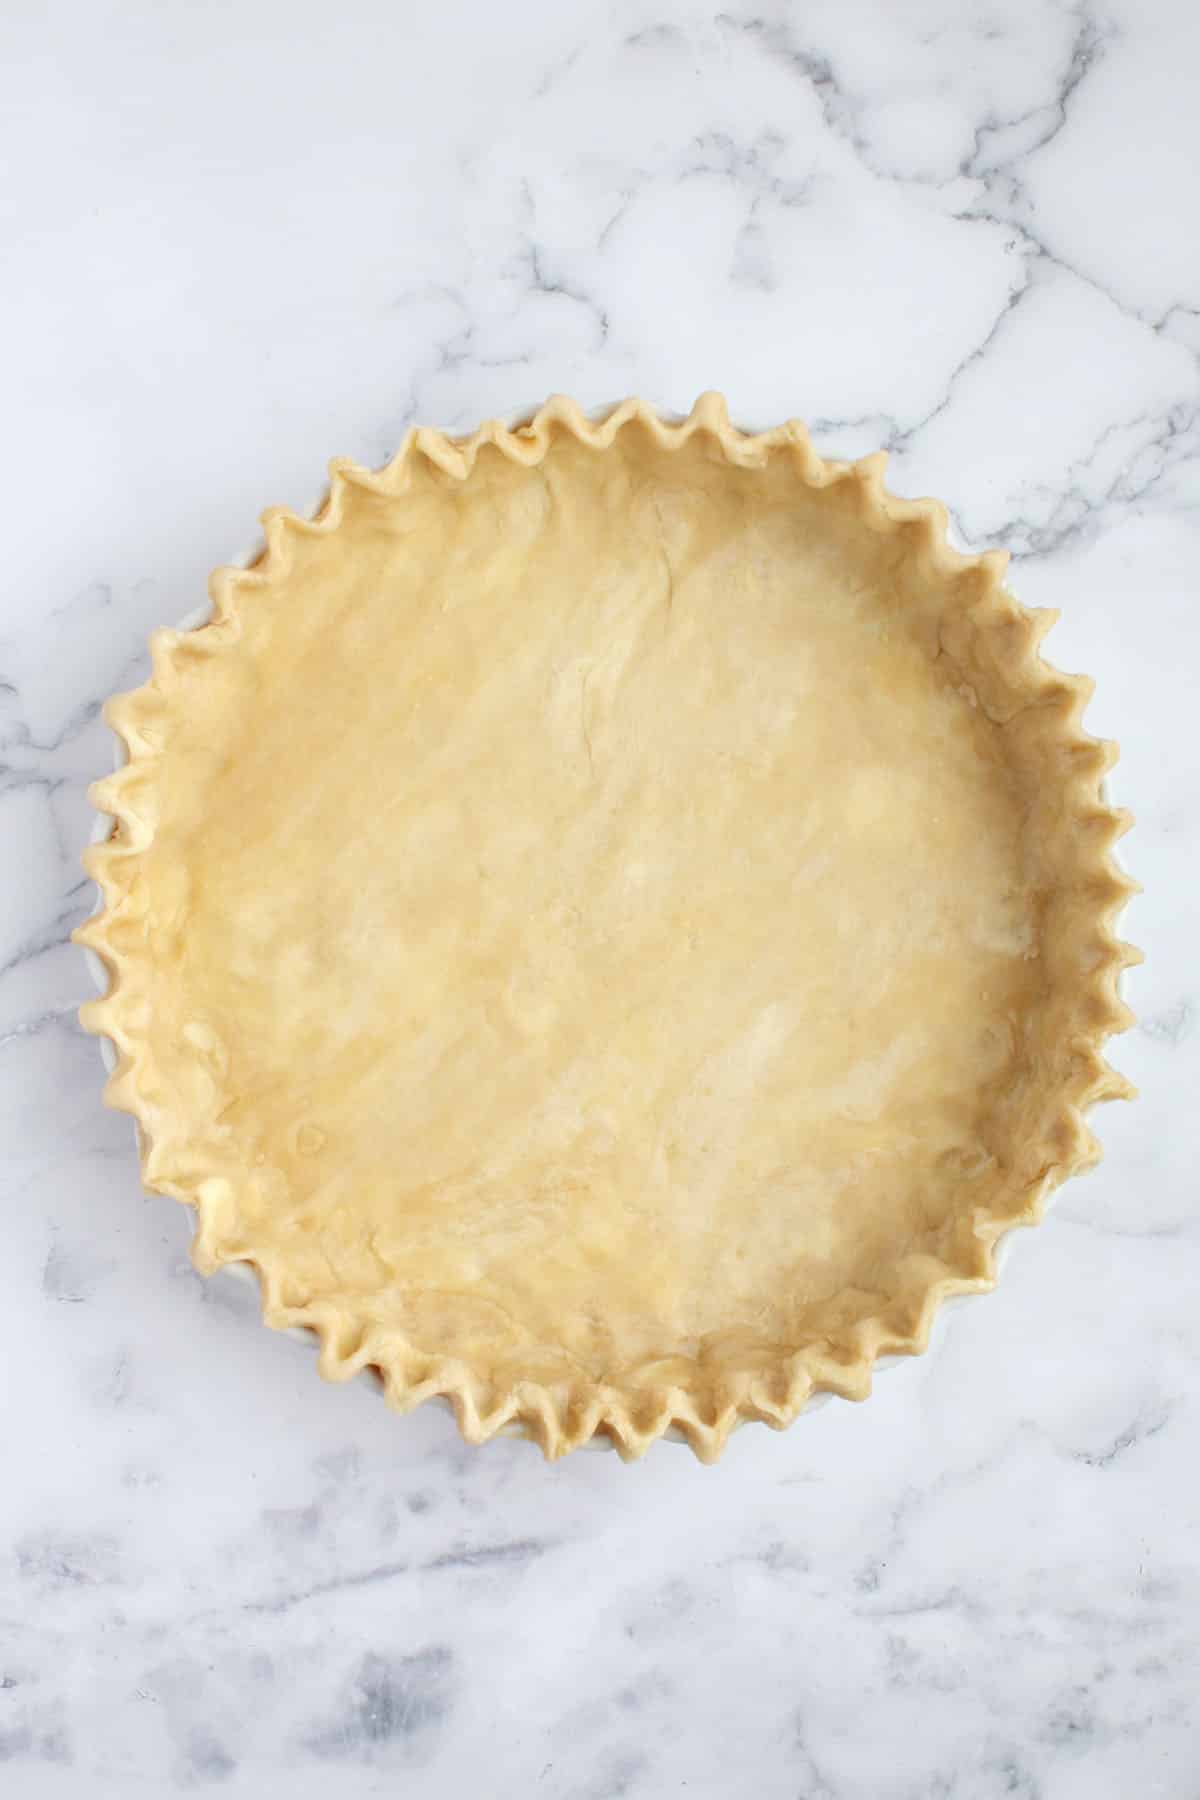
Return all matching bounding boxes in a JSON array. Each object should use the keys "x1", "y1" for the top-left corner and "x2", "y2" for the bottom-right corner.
[{"x1": 80, "y1": 401, "x2": 1127, "y2": 1455}]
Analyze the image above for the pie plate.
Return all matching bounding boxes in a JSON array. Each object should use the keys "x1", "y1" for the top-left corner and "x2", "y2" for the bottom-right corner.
[{"x1": 77, "y1": 396, "x2": 1138, "y2": 1460}]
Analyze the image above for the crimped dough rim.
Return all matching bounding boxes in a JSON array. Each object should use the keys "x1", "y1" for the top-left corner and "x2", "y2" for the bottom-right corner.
[{"x1": 75, "y1": 393, "x2": 1139, "y2": 1462}]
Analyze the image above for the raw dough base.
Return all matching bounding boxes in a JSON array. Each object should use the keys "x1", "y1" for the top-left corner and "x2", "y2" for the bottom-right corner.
[{"x1": 77, "y1": 396, "x2": 1137, "y2": 1460}]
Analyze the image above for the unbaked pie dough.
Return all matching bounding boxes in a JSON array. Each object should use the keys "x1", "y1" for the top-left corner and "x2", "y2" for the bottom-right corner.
[{"x1": 77, "y1": 395, "x2": 1138, "y2": 1459}]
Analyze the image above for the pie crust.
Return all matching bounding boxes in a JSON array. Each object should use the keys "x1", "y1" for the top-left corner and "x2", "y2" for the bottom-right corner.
[{"x1": 76, "y1": 394, "x2": 1138, "y2": 1461}]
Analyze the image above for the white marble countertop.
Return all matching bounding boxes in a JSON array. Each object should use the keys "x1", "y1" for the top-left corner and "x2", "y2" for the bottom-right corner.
[{"x1": 3, "y1": 1, "x2": 1198, "y2": 1793}]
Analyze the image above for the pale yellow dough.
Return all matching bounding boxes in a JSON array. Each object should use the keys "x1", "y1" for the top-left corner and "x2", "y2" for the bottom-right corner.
[{"x1": 78, "y1": 395, "x2": 1137, "y2": 1460}]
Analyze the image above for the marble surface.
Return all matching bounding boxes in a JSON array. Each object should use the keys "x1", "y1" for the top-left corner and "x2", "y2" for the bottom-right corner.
[{"x1": 3, "y1": 0, "x2": 1198, "y2": 1792}]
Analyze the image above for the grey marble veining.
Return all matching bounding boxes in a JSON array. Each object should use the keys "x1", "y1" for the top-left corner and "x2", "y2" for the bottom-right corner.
[{"x1": 2, "y1": 1, "x2": 1198, "y2": 1793}]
